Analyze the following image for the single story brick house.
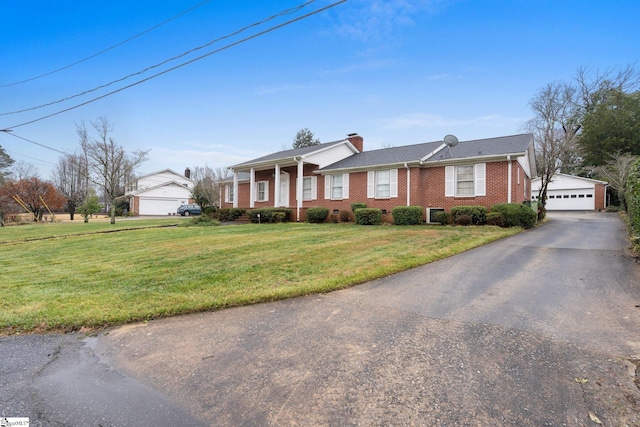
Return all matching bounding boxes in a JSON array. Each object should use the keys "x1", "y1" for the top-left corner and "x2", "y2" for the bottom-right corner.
[
  {"x1": 532, "y1": 173, "x2": 608, "y2": 211},
  {"x1": 222, "y1": 133, "x2": 537, "y2": 222},
  {"x1": 125, "y1": 168, "x2": 194, "y2": 215}
]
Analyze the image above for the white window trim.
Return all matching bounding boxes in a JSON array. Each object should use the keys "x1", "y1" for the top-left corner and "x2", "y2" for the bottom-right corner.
[
  {"x1": 324, "y1": 174, "x2": 349, "y2": 200},
  {"x1": 367, "y1": 169, "x2": 398, "y2": 199},
  {"x1": 302, "y1": 176, "x2": 317, "y2": 201},
  {"x1": 225, "y1": 184, "x2": 234, "y2": 203},
  {"x1": 445, "y1": 163, "x2": 486, "y2": 197},
  {"x1": 255, "y1": 181, "x2": 269, "y2": 202}
]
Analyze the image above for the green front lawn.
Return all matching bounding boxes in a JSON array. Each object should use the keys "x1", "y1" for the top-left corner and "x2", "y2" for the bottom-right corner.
[{"x1": 0, "y1": 221, "x2": 520, "y2": 334}]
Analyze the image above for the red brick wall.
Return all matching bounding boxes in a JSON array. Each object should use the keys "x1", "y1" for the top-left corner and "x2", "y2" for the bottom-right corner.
[
  {"x1": 595, "y1": 183, "x2": 606, "y2": 210},
  {"x1": 222, "y1": 159, "x2": 532, "y2": 221}
]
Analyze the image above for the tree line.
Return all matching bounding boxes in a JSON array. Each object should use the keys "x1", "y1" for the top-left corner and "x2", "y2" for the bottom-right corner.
[{"x1": 526, "y1": 65, "x2": 640, "y2": 212}]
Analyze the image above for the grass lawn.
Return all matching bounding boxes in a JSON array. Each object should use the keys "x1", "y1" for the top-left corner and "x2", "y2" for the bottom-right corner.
[{"x1": 0, "y1": 220, "x2": 521, "y2": 334}]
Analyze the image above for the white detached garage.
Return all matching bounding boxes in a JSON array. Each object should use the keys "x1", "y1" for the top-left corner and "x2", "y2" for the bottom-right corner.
[
  {"x1": 125, "y1": 169, "x2": 194, "y2": 215},
  {"x1": 532, "y1": 173, "x2": 608, "y2": 211}
]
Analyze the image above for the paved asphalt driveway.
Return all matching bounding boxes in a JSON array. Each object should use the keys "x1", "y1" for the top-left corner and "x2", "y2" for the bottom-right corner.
[{"x1": 2, "y1": 211, "x2": 639, "y2": 426}]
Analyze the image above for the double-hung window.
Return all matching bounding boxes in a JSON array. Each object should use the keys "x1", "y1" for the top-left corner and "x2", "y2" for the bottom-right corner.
[
  {"x1": 445, "y1": 164, "x2": 486, "y2": 197},
  {"x1": 256, "y1": 181, "x2": 269, "y2": 202},
  {"x1": 456, "y1": 165, "x2": 474, "y2": 196},
  {"x1": 331, "y1": 175, "x2": 343, "y2": 199},
  {"x1": 225, "y1": 184, "x2": 234, "y2": 203},
  {"x1": 324, "y1": 174, "x2": 349, "y2": 200},
  {"x1": 367, "y1": 169, "x2": 398, "y2": 199},
  {"x1": 302, "y1": 176, "x2": 317, "y2": 201}
]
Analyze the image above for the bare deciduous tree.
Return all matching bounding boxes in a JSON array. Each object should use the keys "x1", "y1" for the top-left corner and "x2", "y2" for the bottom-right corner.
[
  {"x1": 524, "y1": 81, "x2": 580, "y2": 207},
  {"x1": 79, "y1": 117, "x2": 149, "y2": 224},
  {"x1": 190, "y1": 165, "x2": 228, "y2": 209},
  {"x1": 592, "y1": 151, "x2": 640, "y2": 212},
  {"x1": 51, "y1": 152, "x2": 91, "y2": 220}
]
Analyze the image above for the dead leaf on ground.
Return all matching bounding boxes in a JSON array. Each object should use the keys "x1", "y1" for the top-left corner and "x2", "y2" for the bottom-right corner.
[{"x1": 588, "y1": 411, "x2": 602, "y2": 424}]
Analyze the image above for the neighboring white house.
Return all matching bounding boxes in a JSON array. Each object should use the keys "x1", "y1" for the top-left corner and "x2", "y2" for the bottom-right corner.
[
  {"x1": 532, "y1": 173, "x2": 608, "y2": 211},
  {"x1": 125, "y1": 169, "x2": 194, "y2": 215}
]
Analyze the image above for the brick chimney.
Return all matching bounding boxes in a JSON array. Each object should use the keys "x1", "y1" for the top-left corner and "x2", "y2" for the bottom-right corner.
[
  {"x1": 347, "y1": 133, "x2": 363, "y2": 152},
  {"x1": 184, "y1": 167, "x2": 191, "y2": 179}
]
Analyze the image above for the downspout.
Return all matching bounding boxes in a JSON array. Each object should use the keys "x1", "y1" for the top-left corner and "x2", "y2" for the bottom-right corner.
[
  {"x1": 507, "y1": 155, "x2": 512, "y2": 203},
  {"x1": 404, "y1": 163, "x2": 410, "y2": 206},
  {"x1": 295, "y1": 157, "x2": 303, "y2": 221}
]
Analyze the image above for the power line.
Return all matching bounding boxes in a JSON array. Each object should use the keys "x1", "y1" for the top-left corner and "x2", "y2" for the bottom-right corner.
[
  {"x1": 4, "y1": 131, "x2": 67, "y2": 155},
  {"x1": 2, "y1": 0, "x2": 348, "y2": 131},
  {"x1": 0, "y1": 0, "x2": 212, "y2": 88},
  {"x1": 1, "y1": 1, "x2": 316, "y2": 117}
]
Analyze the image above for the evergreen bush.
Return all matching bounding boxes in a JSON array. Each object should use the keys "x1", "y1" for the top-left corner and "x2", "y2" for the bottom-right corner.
[
  {"x1": 306, "y1": 207, "x2": 329, "y2": 223},
  {"x1": 351, "y1": 202, "x2": 367, "y2": 212},
  {"x1": 626, "y1": 157, "x2": 640, "y2": 251},
  {"x1": 354, "y1": 208, "x2": 383, "y2": 225},
  {"x1": 248, "y1": 208, "x2": 291, "y2": 223},
  {"x1": 486, "y1": 212, "x2": 505, "y2": 227},
  {"x1": 490, "y1": 203, "x2": 536, "y2": 228},
  {"x1": 219, "y1": 208, "x2": 246, "y2": 222},
  {"x1": 392, "y1": 206, "x2": 423, "y2": 225},
  {"x1": 433, "y1": 211, "x2": 450, "y2": 225},
  {"x1": 450, "y1": 206, "x2": 488, "y2": 225}
]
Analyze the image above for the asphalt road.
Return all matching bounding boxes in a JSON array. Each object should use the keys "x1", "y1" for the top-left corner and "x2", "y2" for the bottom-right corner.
[{"x1": 2, "y1": 211, "x2": 639, "y2": 426}]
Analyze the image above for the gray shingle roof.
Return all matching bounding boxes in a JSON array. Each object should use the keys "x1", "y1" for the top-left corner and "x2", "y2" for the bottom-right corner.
[{"x1": 320, "y1": 134, "x2": 533, "y2": 171}]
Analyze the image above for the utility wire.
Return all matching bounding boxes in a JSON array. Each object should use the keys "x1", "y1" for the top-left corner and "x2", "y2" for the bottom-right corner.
[
  {"x1": 4, "y1": 131, "x2": 67, "y2": 154},
  {"x1": 0, "y1": 0, "x2": 212, "y2": 88},
  {"x1": 1, "y1": 0, "x2": 316, "y2": 117},
  {"x1": 2, "y1": 0, "x2": 347, "y2": 131}
]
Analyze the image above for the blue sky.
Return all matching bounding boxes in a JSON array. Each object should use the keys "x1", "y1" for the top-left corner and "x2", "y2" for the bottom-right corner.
[{"x1": 1, "y1": 0, "x2": 638, "y2": 179}]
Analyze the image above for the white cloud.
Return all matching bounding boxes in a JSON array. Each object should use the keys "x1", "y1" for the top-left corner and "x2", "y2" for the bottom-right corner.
[{"x1": 329, "y1": 0, "x2": 448, "y2": 43}]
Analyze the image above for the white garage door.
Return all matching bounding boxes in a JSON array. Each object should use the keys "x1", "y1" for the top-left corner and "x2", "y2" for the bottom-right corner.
[
  {"x1": 139, "y1": 198, "x2": 181, "y2": 215},
  {"x1": 545, "y1": 190, "x2": 595, "y2": 210}
]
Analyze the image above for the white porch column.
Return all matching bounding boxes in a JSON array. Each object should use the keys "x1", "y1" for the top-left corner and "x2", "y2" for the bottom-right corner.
[
  {"x1": 274, "y1": 164, "x2": 281, "y2": 207},
  {"x1": 249, "y1": 168, "x2": 256, "y2": 208},
  {"x1": 507, "y1": 155, "x2": 512, "y2": 203},
  {"x1": 233, "y1": 170, "x2": 239, "y2": 209},
  {"x1": 296, "y1": 159, "x2": 304, "y2": 221}
]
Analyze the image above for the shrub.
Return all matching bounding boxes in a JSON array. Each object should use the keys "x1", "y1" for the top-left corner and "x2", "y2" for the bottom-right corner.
[
  {"x1": 351, "y1": 202, "x2": 367, "y2": 212},
  {"x1": 486, "y1": 212, "x2": 505, "y2": 227},
  {"x1": 450, "y1": 206, "x2": 488, "y2": 225},
  {"x1": 433, "y1": 211, "x2": 450, "y2": 225},
  {"x1": 181, "y1": 215, "x2": 220, "y2": 227},
  {"x1": 392, "y1": 206, "x2": 423, "y2": 225},
  {"x1": 327, "y1": 213, "x2": 339, "y2": 223},
  {"x1": 306, "y1": 207, "x2": 329, "y2": 223},
  {"x1": 490, "y1": 203, "x2": 536, "y2": 228},
  {"x1": 627, "y1": 158, "x2": 640, "y2": 252},
  {"x1": 203, "y1": 206, "x2": 219, "y2": 218},
  {"x1": 248, "y1": 208, "x2": 291, "y2": 223},
  {"x1": 454, "y1": 214, "x2": 473, "y2": 226},
  {"x1": 218, "y1": 208, "x2": 246, "y2": 222},
  {"x1": 339, "y1": 210, "x2": 353, "y2": 222},
  {"x1": 354, "y1": 208, "x2": 383, "y2": 225}
]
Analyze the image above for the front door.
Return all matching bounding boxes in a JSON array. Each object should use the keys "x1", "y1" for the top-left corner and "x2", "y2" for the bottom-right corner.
[{"x1": 279, "y1": 172, "x2": 290, "y2": 207}]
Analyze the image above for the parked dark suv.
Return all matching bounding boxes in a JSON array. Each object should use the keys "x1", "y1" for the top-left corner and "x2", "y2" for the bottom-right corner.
[{"x1": 177, "y1": 204, "x2": 202, "y2": 216}]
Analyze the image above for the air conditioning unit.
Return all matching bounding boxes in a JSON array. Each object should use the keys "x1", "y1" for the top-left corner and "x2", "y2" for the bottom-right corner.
[{"x1": 426, "y1": 208, "x2": 445, "y2": 223}]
